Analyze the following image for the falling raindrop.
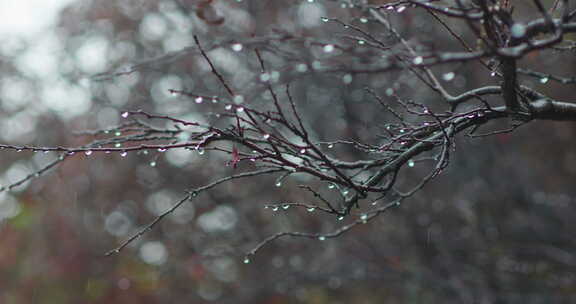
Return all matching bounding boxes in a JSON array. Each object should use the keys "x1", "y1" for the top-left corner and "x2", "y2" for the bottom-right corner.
[
  {"x1": 121, "y1": 112, "x2": 130, "y2": 118},
  {"x1": 408, "y1": 159, "x2": 415, "y2": 167},
  {"x1": 307, "y1": 207, "x2": 316, "y2": 212},
  {"x1": 195, "y1": 96, "x2": 204, "y2": 104}
]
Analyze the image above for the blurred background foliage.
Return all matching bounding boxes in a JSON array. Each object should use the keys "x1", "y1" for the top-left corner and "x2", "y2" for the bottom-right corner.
[{"x1": 0, "y1": 0, "x2": 575, "y2": 303}]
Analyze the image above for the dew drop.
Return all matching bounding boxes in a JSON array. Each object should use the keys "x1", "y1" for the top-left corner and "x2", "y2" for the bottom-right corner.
[
  {"x1": 385, "y1": 88, "x2": 394, "y2": 96},
  {"x1": 195, "y1": 96, "x2": 204, "y2": 104},
  {"x1": 120, "y1": 151, "x2": 128, "y2": 157},
  {"x1": 275, "y1": 181, "x2": 282, "y2": 187},
  {"x1": 158, "y1": 148, "x2": 167, "y2": 152},
  {"x1": 327, "y1": 144, "x2": 334, "y2": 149},
  {"x1": 490, "y1": 71, "x2": 497, "y2": 77},
  {"x1": 114, "y1": 131, "x2": 122, "y2": 136},
  {"x1": 318, "y1": 236, "x2": 326, "y2": 241},
  {"x1": 211, "y1": 96, "x2": 219, "y2": 103},
  {"x1": 243, "y1": 257, "x2": 250, "y2": 264},
  {"x1": 259, "y1": 73, "x2": 270, "y2": 82},
  {"x1": 282, "y1": 205, "x2": 290, "y2": 210},
  {"x1": 323, "y1": 44, "x2": 335, "y2": 53},
  {"x1": 357, "y1": 40, "x2": 365, "y2": 45},
  {"x1": 150, "y1": 161, "x2": 157, "y2": 167},
  {"x1": 396, "y1": 6, "x2": 406, "y2": 13},
  {"x1": 263, "y1": 134, "x2": 270, "y2": 140},
  {"x1": 413, "y1": 56, "x2": 423, "y2": 65},
  {"x1": 231, "y1": 43, "x2": 243, "y2": 52},
  {"x1": 197, "y1": 149, "x2": 205, "y2": 155},
  {"x1": 337, "y1": 216, "x2": 344, "y2": 221},
  {"x1": 16, "y1": 149, "x2": 22, "y2": 152},
  {"x1": 225, "y1": 104, "x2": 233, "y2": 110},
  {"x1": 539, "y1": 77, "x2": 549, "y2": 84},
  {"x1": 328, "y1": 183, "x2": 336, "y2": 189},
  {"x1": 342, "y1": 189, "x2": 349, "y2": 196},
  {"x1": 321, "y1": 17, "x2": 329, "y2": 22},
  {"x1": 121, "y1": 112, "x2": 130, "y2": 118},
  {"x1": 299, "y1": 148, "x2": 307, "y2": 154},
  {"x1": 307, "y1": 207, "x2": 316, "y2": 212},
  {"x1": 236, "y1": 107, "x2": 245, "y2": 113},
  {"x1": 360, "y1": 214, "x2": 368, "y2": 221},
  {"x1": 442, "y1": 72, "x2": 455, "y2": 81},
  {"x1": 271, "y1": 206, "x2": 279, "y2": 211},
  {"x1": 114, "y1": 143, "x2": 122, "y2": 148},
  {"x1": 359, "y1": 17, "x2": 368, "y2": 23},
  {"x1": 408, "y1": 159, "x2": 415, "y2": 167},
  {"x1": 85, "y1": 150, "x2": 93, "y2": 156}
]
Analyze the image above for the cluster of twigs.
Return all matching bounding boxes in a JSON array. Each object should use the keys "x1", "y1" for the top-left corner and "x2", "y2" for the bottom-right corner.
[{"x1": 1, "y1": 0, "x2": 575, "y2": 262}]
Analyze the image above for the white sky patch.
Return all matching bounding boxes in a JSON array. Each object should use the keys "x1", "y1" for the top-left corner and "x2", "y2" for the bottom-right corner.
[{"x1": 0, "y1": 0, "x2": 78, "y2": 39}]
